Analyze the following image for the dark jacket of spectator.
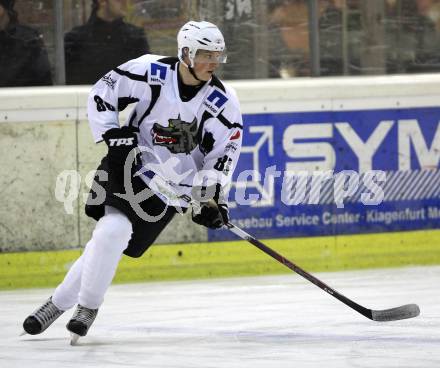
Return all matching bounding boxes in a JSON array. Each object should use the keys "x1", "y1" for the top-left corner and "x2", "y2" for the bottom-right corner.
[
  {"x1": 65, "y1": 14, "x2": 150, "y2": 85},
  {"x1": 319, "y1": 3, "x2": 362, "y2": 76},
  {"x1": 0, "y1": 0, "x2": 52, "y2": 87},
  {"x1": 403, "y1": 12, "x2": 440, "y2": 72}
]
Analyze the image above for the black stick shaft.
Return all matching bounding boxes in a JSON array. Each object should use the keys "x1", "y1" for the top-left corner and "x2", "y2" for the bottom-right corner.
[{"x1": 226, "y1": 223, "x2": 373, "y2": 320}]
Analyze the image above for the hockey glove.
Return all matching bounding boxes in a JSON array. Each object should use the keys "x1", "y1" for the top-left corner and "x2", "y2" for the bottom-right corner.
[
  {"x1": 192, "y1": 184, "x2": 229, "y2": 229},
  {"x1": 102, "y1": 126, "x2": 138, "y2": 170},
  {"x1": 192, "y1": 200, "x2": 229, "y2": 229}
]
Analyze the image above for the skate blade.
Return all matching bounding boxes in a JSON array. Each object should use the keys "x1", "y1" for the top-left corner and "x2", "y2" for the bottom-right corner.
[
  {"x1": 70, "y1": 333, "x2": 80, "y2": 346},
  {"x1": 19, "y1": 330, "x2": 27, "y2": 336}
]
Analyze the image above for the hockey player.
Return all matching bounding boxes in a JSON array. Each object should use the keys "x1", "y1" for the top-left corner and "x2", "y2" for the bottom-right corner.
[{"x1": 22, "y1": 20, "x2": 243, "y2": 344}]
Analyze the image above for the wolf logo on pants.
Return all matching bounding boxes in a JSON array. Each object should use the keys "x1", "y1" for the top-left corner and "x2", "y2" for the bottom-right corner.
[{"x1": 151, "y1": 115, "x2": 198, "y2": 154}]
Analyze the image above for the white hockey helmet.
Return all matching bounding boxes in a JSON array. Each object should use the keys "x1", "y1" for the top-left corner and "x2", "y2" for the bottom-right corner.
[{"x1": 177, "y1": 21, "x2": 227, "y2": 67}]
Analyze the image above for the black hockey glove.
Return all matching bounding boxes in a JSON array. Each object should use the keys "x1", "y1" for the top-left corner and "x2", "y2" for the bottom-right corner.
[
  {"x1": 192, "y1": 201, "x2": 229, "y2": 229},
  {"x1": 192, "y1": 184, "x2": 229, "y2": 229},
  {"x1": 102, "y1": 126, "x2": 138, "y2": 170}
]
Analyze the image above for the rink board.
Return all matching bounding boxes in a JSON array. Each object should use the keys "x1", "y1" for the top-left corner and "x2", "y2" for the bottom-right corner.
[
  {"x1": 209, "y1": 106, "x2": 440, "y2": 241},
  {"x1": 1, "y1": 75, "x2": 440, "y2": 265}
]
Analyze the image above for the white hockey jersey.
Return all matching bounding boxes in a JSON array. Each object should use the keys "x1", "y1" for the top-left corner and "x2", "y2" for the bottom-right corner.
[{"x1": 87, "y1": 54, "x2": 243, "y2": 208}]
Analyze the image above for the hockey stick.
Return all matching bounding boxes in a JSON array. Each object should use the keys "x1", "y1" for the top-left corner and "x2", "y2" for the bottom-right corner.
[{"x1": 225, "y1": 222, "x2": 420, "y2": 322}]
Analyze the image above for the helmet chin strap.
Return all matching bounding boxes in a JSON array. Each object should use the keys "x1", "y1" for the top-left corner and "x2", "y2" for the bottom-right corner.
[
  {"x1": 181, "y1": 58, "x2": 203, "y2": 83},
  {"x1": 188, "y1": 66, "x2": 203, "y2": 83}
]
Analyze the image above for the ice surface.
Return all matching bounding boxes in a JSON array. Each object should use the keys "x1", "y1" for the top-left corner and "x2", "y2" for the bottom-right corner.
[{"x1": 1, "y1": 266, "x2": 439, "y2": 368}]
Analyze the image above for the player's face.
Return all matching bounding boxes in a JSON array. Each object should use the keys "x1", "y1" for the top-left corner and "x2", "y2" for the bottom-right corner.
[
  {"x1": 192, "y1": 50, "x2": 225, "y2": 81},
  {"x1": 0, "y1": 5, "x2": 6, "y2": 20},
  {"x1": 107, "y1": 0, "x2": 127, "y2": 18},
  {"x1": 192, "y1": 60, "x2": 220, "y2": 81}
]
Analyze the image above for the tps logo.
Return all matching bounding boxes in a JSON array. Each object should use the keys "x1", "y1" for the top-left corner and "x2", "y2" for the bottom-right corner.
[{"x1": 108, "y1": 138, "x2": 135, "y2": 146}]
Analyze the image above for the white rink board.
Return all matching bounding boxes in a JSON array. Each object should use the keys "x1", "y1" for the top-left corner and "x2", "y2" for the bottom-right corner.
[
  {"x1": 1, "y1": 75, "x2": 440, "y2": 251},
  {"x1": 1, "y1": 266, "x2": 439, "y2": 368},
  {"x1": 2, "y1": 74, "x2": 440, "y2": 120}
]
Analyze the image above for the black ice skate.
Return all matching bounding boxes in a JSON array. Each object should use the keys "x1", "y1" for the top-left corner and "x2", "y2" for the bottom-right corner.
[
  {"x1": 67, "y1": 304, "x2": 98, "y2": 345},
  {"x1": 22, "y1": 297, "x2": 65, "y2": 335}
]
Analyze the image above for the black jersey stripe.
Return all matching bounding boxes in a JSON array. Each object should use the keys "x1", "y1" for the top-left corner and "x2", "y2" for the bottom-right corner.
[
  {"x1": 217, "y1": 110, "x2": 243, "y2": 130},
  {"x1": 157, "y1": 57, "x2": 179, "y2": 70},
  {"x1": 209, "y1": 75, "x2": 226, "y2": 92},
  {"x1": 128, "y1": 110, "x2": 138, "y2": 127},
  {"x1": 113, "y1": 67, "x2": 149, "y2": 82},
  {"x1": 197, "y1": 110, "x2": 213, "y2": 143},
  {"x1": 137, "y1": 84, "x2": 162, "y2": 127},
  {"x1": 118, "y1": 97, "x2": 139, "y2": 111}
]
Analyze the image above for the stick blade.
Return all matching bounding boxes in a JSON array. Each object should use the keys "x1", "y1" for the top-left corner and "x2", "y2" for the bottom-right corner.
[{"x1": 371, "y1": 304, "x2": 420, "y2": 322}]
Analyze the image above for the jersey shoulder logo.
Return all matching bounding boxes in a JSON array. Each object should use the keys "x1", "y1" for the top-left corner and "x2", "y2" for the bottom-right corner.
[
  {"x1": 203, "y1": 88, "x2": 228, "y2": 115},
  {"x1": 101, "y1": 74, "x2": 117, "y2": 89},
  {"x1": 151, "y1": 115, "x2": 199, "y2": 154},
  {"x1": 149, "y1": 63, "x2": 168, "y2": 85}
]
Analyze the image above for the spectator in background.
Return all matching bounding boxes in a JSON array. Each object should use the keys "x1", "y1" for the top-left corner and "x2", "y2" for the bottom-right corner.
[
  {"x1": 318, "y1": 0, "x2": 362, "y2": 76},
  {"x1": 221, "y1": 0, "x2": 258, "y2": 80},
  {"x1": 268, "y1": 0, "x2": 311, "y2": 78},
  {"x1": 427, "y1": 0, "x2": 440, "y2": 31},
  {"x1": 318, "y1": 0, "x2": 344, "y2": 75},
  {"x1": 402, "y1": 0, "x2": 440, "y2": 72},
  {"x1": 65, "y1": 0, "x2": 150, "y2": 85},
  {"x1": 0, "y1": 0, "x2": 52, "y2": 87}
]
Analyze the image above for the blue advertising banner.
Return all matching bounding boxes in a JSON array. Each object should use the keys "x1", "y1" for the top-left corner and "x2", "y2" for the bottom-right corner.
[{"x1": 209, "y1": 107, "x2": 440, "y2": 241}]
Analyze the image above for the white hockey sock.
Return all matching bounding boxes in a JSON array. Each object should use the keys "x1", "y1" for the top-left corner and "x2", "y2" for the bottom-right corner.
[
  {"x1": 52, "y1": 250, "x2": 85, "y2": 311},
  {"x1": 52, "y1": 207, "x2": 132, "y2": 311},
  {"x1": 78, "y1": 207, "x2": 132, "y2": 309}
]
